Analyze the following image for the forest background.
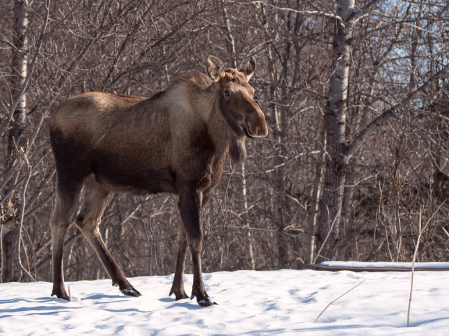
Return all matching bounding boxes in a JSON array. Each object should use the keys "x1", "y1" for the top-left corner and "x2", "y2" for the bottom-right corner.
[{"x1": 1, "y1": 0, "x2": 449, "y2": 284}]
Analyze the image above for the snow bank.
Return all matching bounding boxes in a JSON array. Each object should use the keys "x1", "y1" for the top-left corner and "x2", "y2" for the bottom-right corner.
[
  {"x1": 1, "y1": 269, "x2": 449, "y2": 335},
  {"x1": 321, "y1": 261, "x2": 449, "y2": 269}
]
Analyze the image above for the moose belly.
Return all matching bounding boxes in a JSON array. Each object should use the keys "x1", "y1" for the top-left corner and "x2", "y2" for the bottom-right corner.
[{"x1": 92, "y1": 150, "x2": 177, "y2": 195}]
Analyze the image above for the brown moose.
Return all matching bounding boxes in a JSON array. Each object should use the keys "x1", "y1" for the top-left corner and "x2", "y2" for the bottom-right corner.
[{"x1": 49, "y1": 55, "x2": 268, "y2": 306}]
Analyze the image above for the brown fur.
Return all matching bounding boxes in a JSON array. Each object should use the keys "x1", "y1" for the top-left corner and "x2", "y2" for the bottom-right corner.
[{"x1": 48, "y1": 56, "x2": 267, "y2": 306}]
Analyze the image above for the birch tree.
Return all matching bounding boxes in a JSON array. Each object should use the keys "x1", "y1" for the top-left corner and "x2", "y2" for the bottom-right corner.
[{"x1": 2, "y1": 0, "x2": 29, "y2": 283}]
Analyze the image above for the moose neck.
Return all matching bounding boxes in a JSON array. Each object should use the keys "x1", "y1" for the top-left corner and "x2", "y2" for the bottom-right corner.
[{"x1": 167, "y1": 72, "x2": 247, "y2": 163}]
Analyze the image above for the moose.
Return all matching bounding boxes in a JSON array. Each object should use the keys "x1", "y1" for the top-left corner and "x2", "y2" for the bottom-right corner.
[{"x1": 49, "y1": 55, "x2": 268, "y2": 307}]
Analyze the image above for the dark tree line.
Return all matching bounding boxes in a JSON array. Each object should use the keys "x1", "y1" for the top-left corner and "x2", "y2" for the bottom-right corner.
[{"x1": 1, "y1": 0, "x2": 449, "y2": 283}]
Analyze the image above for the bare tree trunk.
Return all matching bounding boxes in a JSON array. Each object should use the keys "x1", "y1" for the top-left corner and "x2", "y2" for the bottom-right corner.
[
  {"x1": 275, "y1": 91, "x2": 291, "y2": 268},
  {"x1": 2, "y1": 0, "x2": 29, "y2": 283},
  {"x1": 337, "y1": 5, "x2": 412, "y2": 261},
  {"x1": 308, "y1": 121, "x2": 326, "y2": 264},
  {"x1": 238, "y1": 162, "x2": 255, "y2": 270},
  {"x1": 340, "y1": 165, "x2": 354, "y2": 260},
  {"x1": 317, "y1": 0, "x2": 354, "y2": 261},
  {"x1": 260, "y1": 2, "x2": 291, "y2": 269},
  {"x1": 221, "y1": 0, "x2": 236, "y2": 67},
  {"x1": 409, "y1": 30, "x2": 417, "y2": 93},
  {"x1": 220, "y1": 0, "x2": 255, "y2": 269},
  {"x1": 8, "y1": 0, "x2": 28, "y2": 151}
]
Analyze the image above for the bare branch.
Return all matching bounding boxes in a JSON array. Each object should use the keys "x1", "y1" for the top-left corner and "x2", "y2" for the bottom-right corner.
[{"x1": 345, "y1": 62, "x2": 449, "y2": 162}]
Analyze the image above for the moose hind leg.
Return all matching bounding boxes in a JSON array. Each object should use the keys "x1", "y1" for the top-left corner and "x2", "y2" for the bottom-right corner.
[
  {"x1": 75, "y1": 175, "x2": 141, "y2": 297},
  {"x1": 50, "y1": 182, "x2": 83, "y2": 300},
  {"x1": 169, "y1": 224, "x2": 189, "y2": 300},
  {"x1": 178, "y1": 187, "x2": 217, "y2": 307}
]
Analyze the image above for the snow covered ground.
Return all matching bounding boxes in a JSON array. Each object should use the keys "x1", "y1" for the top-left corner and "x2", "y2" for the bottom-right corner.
[{"x1": 1, "y1": 264, "x2": 449, "y2": 335}]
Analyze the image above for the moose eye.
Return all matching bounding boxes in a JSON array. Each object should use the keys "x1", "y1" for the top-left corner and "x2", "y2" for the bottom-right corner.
[{"x1": 225, "y1": 90, "x2": 230, "y2": 97}]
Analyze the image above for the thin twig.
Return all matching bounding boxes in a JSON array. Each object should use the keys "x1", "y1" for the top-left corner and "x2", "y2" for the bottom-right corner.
[
  {"x1": 313, "y1": 207, "x2": 339, "y2": 264},
  {"x1": 407, "y1": 199, "x2": 447, "y2": 327},
  {"x1": 314, "y1": 278, "x2": 366, "y2": 323},
  {"x1": 17, "y1": 151, "x2": 36, "y2": 282},
  {"x1": 407, "y1": 207, "x2": 421, "y2": 328},
  {"x1": 22, "y1": 225, "x2": 37, "y2": 280},
  {"x1": 442, "y1": 226, "x2": 449, "y2": 238},
  {"x1": 420, "y1": 199, "x2": 446, "y2": 233}
]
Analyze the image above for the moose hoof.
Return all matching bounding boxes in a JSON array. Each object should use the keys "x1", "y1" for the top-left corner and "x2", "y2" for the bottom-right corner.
[
  {"x1": 51, "y1": 288, "x2": 70, "y2": 301},
  {"x1": 120, "y1": 287, "x2": 142, "y2": 297},
  {"x1": 198, "y1": 298, "x2": 218, "y2": 307},
  {"x1": 190, "y1": 293, "x2": 217, "y2": 307},
  {"x1": 52, "y1": 293, "x2": 70, "y2": 301},
  {"x1": 169, "y1": 289, "x2": 189, "y2": 300}
]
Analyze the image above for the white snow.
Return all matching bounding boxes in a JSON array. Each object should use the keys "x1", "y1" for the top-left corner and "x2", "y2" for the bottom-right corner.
[{"x1": 1, "y1": 266, "x2": 449, "y2": 335}]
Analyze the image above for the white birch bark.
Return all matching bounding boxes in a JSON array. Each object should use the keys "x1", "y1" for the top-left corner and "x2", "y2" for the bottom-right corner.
[
  {"x1": 221, "y1": 0, "x2": 255, "y2": 269},
  {"x1": 317, "y1": 0, "x2": 354, "y2": 261},
  {"x1": 2, "y1": 0, "x2": 29, "y2": 283}
]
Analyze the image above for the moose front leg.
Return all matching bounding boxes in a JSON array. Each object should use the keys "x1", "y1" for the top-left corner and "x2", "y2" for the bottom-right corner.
[{"x1": 177, "y1": 187, "x2": 217, "y2": 307}]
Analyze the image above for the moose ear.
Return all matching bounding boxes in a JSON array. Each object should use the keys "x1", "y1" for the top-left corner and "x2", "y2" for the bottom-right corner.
[
  {"x1": 207, "y1": 56, "x2": 225, "y2": 82},
  {"x1": 238, "y1": 56, "x2": 256, "y2": 81}
]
